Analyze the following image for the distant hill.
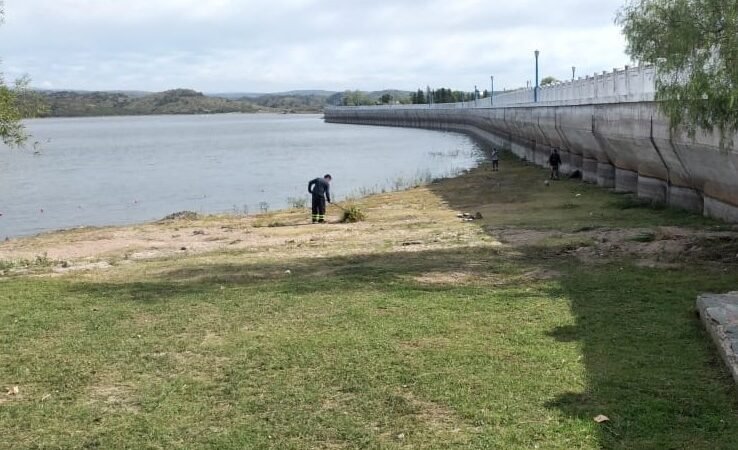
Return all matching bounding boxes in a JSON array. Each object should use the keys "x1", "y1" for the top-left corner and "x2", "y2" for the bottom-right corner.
[
  {"x1": 33, "y1": 88, "x2": 416, "y2": 117},
  {"x1": 211, "y1": 90, "x2": 338, "y2": 99},
  {"x1": 245, "y1": 94, "x2": 331, "y2": 113},
  {"x1": 39, "y1": 89, "x2": 270, "y2": 117}
]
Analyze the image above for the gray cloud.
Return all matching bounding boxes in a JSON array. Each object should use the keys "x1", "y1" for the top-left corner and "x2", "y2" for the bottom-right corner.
[{"x1": 0, "y1": 0, "x2": 631, "y2": 92}]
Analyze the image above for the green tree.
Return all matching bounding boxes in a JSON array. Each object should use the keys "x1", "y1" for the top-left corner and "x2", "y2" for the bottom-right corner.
[
  {"x1": 618, "y1": 0, "x2": 738, "y2": 143},
  {"x1": 0, "y1": 3, "x2": 44, "y2": 147},
  {"x1": 0, "y1": 4, "x2": 24, "y2": 146},
  {"x1": 380, "y1": 93, "x2": 392, "y2": 104},
  {"x1": 413, "y1": 89, "x2": 426, "y2": 104},
  {"x1": 342, "y1": 90, "x2": 371, "y2": 106},
  {"x1": 540, "y1": 76, "x2": 559, "y2": 86}
]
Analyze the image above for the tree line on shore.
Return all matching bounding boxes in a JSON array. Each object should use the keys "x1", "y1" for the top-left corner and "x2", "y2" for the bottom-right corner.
[{"x1": 339, "y1": 88, "x2": 489, "y2": 106}]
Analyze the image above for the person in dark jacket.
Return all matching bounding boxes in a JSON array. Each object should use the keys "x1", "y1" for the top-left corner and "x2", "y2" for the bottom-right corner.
[
  {"x1": 308, "y1": 174, "x2": 332, "y2": 223},
  {"x1": 549, "y1": 149, "x2": 562, "y2": 180}
]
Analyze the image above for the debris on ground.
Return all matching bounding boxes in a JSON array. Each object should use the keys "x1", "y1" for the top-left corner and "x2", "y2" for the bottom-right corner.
[{"x1": 457, "y1": 212, "x2": 484, "y2": 222}]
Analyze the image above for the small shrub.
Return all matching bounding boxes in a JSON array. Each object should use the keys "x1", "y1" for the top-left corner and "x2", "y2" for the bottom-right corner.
[
  {"x1": 34, "y1": 254, "x2": 54, "y2": 267},
  {"x1": 162, "y1": 211, "x2": 198, "y2": 221},
  {"x1": 232, "y1": 204, "x2": 249, "y2": 216},
  {"x1": 341, "y1": 205, "x2": 367, "y2": 223},
  {"x1": 287, "y1": 197, "x2": 307, "y2": 209},
  {"x1": 268, "y1": 221, "x2": 287, "y2": 228},
  {"x1": 631, "y1": 231, "x2": 657, "y2": 243},
  {"x1": 611, "y1": 196, "x2": 666, "y2": 211},
  {"x1": 573, "y1": 225, "x2": 600, "y2": 233}
]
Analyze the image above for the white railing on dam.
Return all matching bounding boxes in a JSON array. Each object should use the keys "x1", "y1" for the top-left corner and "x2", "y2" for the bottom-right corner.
[{"x1": 330, "y1": 65, "x2": 656, "y2": 110}]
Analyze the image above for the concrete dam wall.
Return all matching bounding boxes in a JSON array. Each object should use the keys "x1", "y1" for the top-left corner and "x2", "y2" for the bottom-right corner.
[{"x1": 325, "y1": 103, "x2": 738, "y2": 223}]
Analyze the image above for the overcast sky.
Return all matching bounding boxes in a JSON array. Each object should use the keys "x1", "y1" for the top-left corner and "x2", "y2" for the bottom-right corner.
[{"x1": 0, "y1": 0, "x2": 631, "y2": 93}]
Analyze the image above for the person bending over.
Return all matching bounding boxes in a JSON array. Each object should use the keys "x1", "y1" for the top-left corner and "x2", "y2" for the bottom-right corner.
[{"x1": 308, "y1": 174, "x2": 332, "y2": 223}]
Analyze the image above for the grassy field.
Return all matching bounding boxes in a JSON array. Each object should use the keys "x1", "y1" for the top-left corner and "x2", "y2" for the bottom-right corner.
[{"x1": 2, "y1": 156, "x2": 738, "y2": 449}]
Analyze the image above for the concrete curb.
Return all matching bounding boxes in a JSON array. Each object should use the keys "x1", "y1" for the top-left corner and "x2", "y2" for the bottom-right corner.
[{"x1": 696, "y1": 292, "x2": 738, "y2": 384}]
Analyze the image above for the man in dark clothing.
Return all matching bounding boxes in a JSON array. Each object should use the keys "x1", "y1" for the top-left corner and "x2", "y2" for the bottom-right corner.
[
  {"x1": 549, "y1": 149, "x2": 562, "y2": 180},
  {"x1": 308, "y1": 174, "x2": 332, "y2": 223}
]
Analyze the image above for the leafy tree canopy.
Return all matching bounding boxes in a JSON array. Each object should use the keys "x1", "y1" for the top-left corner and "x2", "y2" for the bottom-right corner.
[
  {"x1": 0, "y1": 3, "x2": 44, "y2": 147},
  {"x1": 618, "y1": 0, "x2": 738, "y2": 143},
  {"x1": 540, "y1": 76, "x2": 559, "y2": 86}
]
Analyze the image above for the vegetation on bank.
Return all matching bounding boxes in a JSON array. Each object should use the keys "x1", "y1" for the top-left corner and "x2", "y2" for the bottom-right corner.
[{"x1": 2, "y1": 158, "x2": 738, "y2": 449}]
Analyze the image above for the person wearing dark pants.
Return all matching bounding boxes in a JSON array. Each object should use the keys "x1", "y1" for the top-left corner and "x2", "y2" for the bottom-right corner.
[
  {"x1": 491, "y1": 148, "x2": 500, "y2": 171},
  {"x1": 308, "y1": 174, "x2": 332, "y2": 223},
  {"x1": 549, "y1": 149, "x2": 562, "y2": 180}
]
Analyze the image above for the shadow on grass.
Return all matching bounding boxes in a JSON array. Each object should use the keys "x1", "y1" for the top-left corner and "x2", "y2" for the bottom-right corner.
[
  {"x1": 422, "y1": 162, "x2": 738, "y2": 447},
  {"x1": 541, "y1": 264, "x2": 738, "y2": 448},
  {"x1": 54, "y1": 162, "x2": 738, "y2": 447},
  {"x1": 61, "y1": 242, "x2": 738, "y2": 447}
]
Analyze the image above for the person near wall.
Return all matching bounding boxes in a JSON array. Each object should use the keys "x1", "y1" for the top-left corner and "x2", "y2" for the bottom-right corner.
[
  {"x1": 549, "y1": 149, "x2": 562, "y2": 180},
  {"x1": 491, "y1": 148, "x2": 500, "y2": 172}
]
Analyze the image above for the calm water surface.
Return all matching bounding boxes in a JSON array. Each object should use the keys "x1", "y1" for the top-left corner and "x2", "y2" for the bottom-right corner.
[{"x1": 0, "y1": 114, "x2": 482, "y2": 238}]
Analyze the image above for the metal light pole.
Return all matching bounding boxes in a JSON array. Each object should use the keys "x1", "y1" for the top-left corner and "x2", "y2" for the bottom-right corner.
[
  {"x1": 490, "y1": 75, "x2": 494, "y2": 106},
  {"x1": 572, "y1": 66, "x2": 576, "y2": 81},
  {"x1": 534, "y1": 50, "x2": 540, "y2": 103}
]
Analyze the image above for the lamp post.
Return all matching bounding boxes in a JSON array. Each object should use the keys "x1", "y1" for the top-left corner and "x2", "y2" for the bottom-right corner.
[
  {"x1": 534, "y1": 50, "x2": 540, "y2": 103},
  {"x1": 572, "y1": 66, "x2": 576, "y2": 81},
  {"x1": 490, "y1": 75, "x2": 494, "y2": 106}
]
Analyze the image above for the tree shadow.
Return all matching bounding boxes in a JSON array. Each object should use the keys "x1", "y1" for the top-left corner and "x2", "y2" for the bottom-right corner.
[
  {"x1": 424, "y1": 161, "x2": 738, "y2": 447},
  {"x1": 56, "y1": 161, "x2": 738, "y2": 447}
]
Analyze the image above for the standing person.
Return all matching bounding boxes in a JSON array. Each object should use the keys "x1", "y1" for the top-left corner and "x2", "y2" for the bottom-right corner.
[
  {"x1": 491, "y1": 148, "x2": 500, "y2": 172},
  {"x1": 549, "y1": 149, "x2": 562, "y2": 180},
  {"x1": 308, "y1": 174, "x2": 332, "y2": 223}
]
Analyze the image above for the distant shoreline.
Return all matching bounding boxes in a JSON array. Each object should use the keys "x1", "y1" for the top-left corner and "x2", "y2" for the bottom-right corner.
[{"x1": 26, "y1": 110, "x2": 325, "y2": 120}]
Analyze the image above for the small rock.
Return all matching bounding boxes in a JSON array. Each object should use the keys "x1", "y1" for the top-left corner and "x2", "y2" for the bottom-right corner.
[
  {"x1": 180, "y1": 247, "x2": 187, "y2": 251},
  {"x1": 474, "y1": 212, "x2": 483, "y2": 220},
  {"x1": 462, "y1": 213, "x2": 470, "y2": 218},
  {"x1": 456, "y1": 213, "x2": 464, "y2": 218},
  {"x1": 396, "y1": 433, "x2": 405, "y2": 440},
  {"x1": 544, "y1": 180, "x2": 550, "y2": 186},
  {"x1": 594, "y1": 415, "x2": 610, "y2": 423},
  {"x1": 285, "y1": 270, "x2": 292, "y2": 274},
  {"x1": 193, "y1": 230, "x2": 206, "y2": 236}
]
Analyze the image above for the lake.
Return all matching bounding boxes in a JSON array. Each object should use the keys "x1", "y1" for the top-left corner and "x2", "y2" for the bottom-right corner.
[{"x1": 0, "y1": 114, "x2": 482, "y2": 239}]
